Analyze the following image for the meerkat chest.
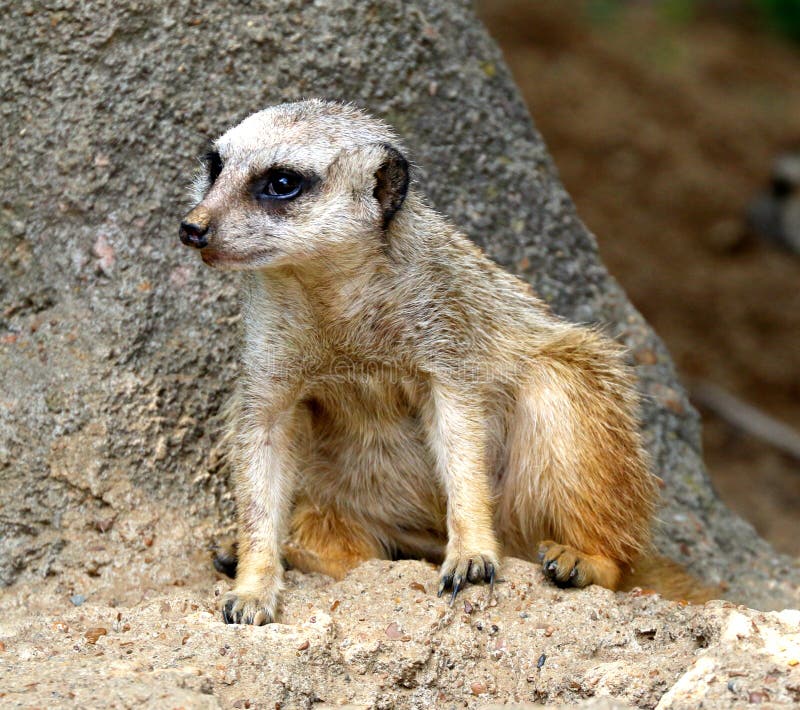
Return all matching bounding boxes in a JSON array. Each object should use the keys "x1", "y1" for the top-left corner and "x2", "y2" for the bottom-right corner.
[
  {"x1": 307, "y1": 368, "x2": 422, "y2": 422},
  {"x1": 311, "y1": 301, "x2": 417, "y2": 371},
  {"x1": 298, "y1": 370, "x2": 443, "y2": 529}
]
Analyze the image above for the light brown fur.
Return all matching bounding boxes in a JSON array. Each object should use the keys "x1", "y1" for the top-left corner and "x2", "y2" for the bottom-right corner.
[{"x1": 179, "y1": 100, "x2": 712, "y2": 625}]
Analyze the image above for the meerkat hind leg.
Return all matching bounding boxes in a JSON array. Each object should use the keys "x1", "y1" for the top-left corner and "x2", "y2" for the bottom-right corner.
[
  {"x1": 537, "y1": 541, "x2": 622, "y2": 589},
  {"x1": 212, "y1": 538, "x2": 239, "y2": 579},
  {"x1": 282, "y1": 496, "x2": 385, "y2": 580},
  {"x1": 498, "y1": 350, "x2": 653, "y2": 594}
]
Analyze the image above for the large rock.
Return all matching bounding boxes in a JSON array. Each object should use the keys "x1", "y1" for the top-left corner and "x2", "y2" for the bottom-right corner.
[{"x1": 0, "y1": 0, "x2": 797, "y2": 692}]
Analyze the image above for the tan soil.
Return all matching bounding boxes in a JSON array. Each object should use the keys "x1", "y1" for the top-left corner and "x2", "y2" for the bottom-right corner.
[{"x1": 2, "y1": 557, "x2": 799, "y2": 708}]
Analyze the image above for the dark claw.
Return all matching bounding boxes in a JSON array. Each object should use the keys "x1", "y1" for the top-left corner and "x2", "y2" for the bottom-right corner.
[
  {"x1": 487, "y1": 563, "x2": 495, "y2": 593},
  {"x1": 450, "y1": 574, "x2": 465, "y2": 606},
  {"x1": 222, "y1": 599, "x2": 236, "y2": 624},
  {"x1": 467, "y1": 560, "x2": 482, "y2": 584},
  {"x1": 546, "y1": 560, "x2": 558, "y2": 575},
  {"x1": 569, "y1": 566, "x2": 579, "y2": 580},
  {"x1": 554, "y1": 565, "x2": 575, "y2": 589},
  {"x1": 438, "y1": 573, "x2": 453, "y2": 597}
]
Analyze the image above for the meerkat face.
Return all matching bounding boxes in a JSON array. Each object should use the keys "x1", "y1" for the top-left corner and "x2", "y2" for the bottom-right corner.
[
  {"x1": 179, "y1": 100, "x2": 409, "y2": 271},
  {"x1": 748, "y1": 151, "x2": 800, "y2": 254}
]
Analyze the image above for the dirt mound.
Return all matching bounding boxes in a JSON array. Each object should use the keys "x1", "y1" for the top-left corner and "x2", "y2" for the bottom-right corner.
[{"x1": 2, "y1": 559, "x2": 799, "y2": 708}]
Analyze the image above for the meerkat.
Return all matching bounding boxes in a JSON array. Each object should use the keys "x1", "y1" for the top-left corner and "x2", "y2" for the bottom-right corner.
[
  {"x1": 748, "y1": 151, "x2": 800, "y2": 254},
  {"x1": 179, "y1": 99, "x2": 709, "y2": 625}
]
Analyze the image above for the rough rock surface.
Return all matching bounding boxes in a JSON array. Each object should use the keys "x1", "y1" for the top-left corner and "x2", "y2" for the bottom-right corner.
[{"x1": 1, "y1": 0, "x2": 798, "y2": 707}]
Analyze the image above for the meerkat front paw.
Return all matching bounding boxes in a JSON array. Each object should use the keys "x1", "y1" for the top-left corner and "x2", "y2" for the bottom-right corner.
[
  {"x1": 220, "y1": 585, "x2": 280, "y2": 625},
  {"x1": 437, "y1": 550, "x2": 498, "y2": 604}
]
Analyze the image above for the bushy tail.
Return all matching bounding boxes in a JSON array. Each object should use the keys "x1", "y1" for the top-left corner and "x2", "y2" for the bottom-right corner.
[{"x1": 620, "y1": 554, "x2": 720, "y2": 604}]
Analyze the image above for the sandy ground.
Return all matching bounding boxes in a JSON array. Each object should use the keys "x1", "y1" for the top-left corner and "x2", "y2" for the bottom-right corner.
[
  {"x1": 2, "y1": 557, "x2": 799, "y2": 708},
  {"x1": 479, "y1": 1, "x2": 800, "y2": 557}
]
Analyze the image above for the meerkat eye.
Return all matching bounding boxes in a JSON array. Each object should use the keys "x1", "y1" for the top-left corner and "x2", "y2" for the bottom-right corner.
[
  {"x1": 205, "y1": 150, "x2": 223, "y2": 186},
  {"x1": 256, "y1": 169, "x2": 305, "y2": 201}
]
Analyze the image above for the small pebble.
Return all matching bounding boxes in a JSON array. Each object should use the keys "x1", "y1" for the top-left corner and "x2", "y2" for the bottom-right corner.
[
  {"x1": 470, "y1": 681, "x2": 487, "y2": 695},
  {"x1": 385, "y1": 622, "x2": 403, "y2": 639},
  {"x1": 94, "y1": 517, "x2": 114, "y2": 533},
  {"x1": 85, "y1": 627, "x2": 107, "y2": 644},
  {"x1": 70, "y1": 594, "x2": 86, "y2": 606},
  {"x1": 537, "y1": 653, "x2": 547, "y2": 669}
]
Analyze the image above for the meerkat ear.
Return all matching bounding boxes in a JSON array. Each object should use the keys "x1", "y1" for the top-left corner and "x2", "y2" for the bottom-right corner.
[{"x1": 373, "y1": 143, "x2": 409, "y2": 229}]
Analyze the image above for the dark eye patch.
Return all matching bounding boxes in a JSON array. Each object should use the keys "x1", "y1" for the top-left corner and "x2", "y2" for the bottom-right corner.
[
  {"x1": 205, "y1": 150, "x2": 223, "y2": 186},
  {"x1": 250, "y1": 167, "x2": 317, "y2": 205}
]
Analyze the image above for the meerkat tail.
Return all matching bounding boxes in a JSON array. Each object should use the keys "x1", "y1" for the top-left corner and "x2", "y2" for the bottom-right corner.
[{"x1": 620, "y1": 554, "x2": 720, "y2": 604}]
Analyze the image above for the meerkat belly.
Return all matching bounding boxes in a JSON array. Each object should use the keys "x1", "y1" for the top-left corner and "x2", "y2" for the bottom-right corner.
[{"x1": 299, "y1": 372, "x2": 447, "y2": 543}]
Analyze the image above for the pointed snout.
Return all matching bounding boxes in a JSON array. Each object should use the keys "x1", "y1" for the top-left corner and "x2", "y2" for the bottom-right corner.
[{"x1": 179, "y1": 207, "x2": 211, "y2": 249}]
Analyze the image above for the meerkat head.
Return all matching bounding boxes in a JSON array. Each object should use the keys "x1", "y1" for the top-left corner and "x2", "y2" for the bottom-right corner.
[
  {"x1": 178, "y1": 100, "x2": 410, "y2": 270},
  {"x1": 748, "y1": 151, "x2": 800, "y2": 254}
]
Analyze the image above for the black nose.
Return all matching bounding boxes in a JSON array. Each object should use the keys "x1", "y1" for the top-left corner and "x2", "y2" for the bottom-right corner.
[{"x1": 179, "y1": 221, "x2": 209, "y2": 249}]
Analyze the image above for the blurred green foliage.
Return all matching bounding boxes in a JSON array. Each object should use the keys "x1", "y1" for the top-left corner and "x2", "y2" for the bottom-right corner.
[
  {"x1": 585, "y1": 0, "x2": 622, "y2": 25},
  {"x1": 583, "y1": 0, "x2": 800, "y2": 43},
  {"x1": 755, "y1": 0, "x2": 800, "y2": 42},
  {"x1": 658, "y1": 0, "x2": 696, "y2": 24}
]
